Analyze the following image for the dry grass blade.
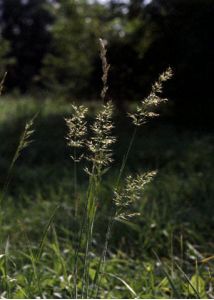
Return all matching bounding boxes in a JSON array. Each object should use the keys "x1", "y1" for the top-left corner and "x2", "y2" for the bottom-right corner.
[
  {"x1": 200, "y1": 255, "x2": 214, "y2": 264},
  {"x1": 36, "y1": 204, "x2": 60, "y2": 262}
]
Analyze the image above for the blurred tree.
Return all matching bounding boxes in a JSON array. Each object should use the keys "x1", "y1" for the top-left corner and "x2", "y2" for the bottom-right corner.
[
  {"x1": 0, "y1": 35, "x2": 14, "y2": 77},
  {"x1": 41, "y1": 0, "x2": 109, "y2": 98},
  {"x1": 0, "y1": 0, "x2": 54, "y2": 91},
  {"x1": 0, "y1": 0, "x2": 213, "y2": 125}
]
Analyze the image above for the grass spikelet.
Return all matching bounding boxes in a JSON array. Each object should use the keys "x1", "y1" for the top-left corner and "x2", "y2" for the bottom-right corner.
[
  {"x1": 99, "y1": 38, "x2": 110, "y2": 103},
  {"x1": 86, "y1": 101, "x2": 116, "y2": 175},
  {"x1": 1, "y1": 115, "x2": 36, "y2": 201},
  {"x1": 65, "y1": 104, "x2": 88, "y2": 162},
  {"x1": 114, "y1": 171, "x2": 157, "y2": 221},
  {"x1": 129, "y1": 67, "x2": 173, "y2": 126},
  {"x1": 10, "y1": 116, "x2": 35, "y2": 169}
]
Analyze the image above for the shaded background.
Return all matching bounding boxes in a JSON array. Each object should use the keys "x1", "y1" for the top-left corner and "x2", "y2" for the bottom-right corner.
[{"x1": 0, "y1": 0, "x2": 214, "y2": 126}]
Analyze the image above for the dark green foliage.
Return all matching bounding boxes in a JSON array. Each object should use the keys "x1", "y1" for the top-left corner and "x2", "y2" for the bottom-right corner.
[
  {"x1": 0, "y1": 0, "x2": 54, "y2": 91},
  {"x1": 41, "y1": 0, "x2": 99, "y2": 97},
  {"x1": 1, "y1": 0, "x2": 214, "y2": 124},
  {"x1": 0, "y1": 37, "x2": 13, "y2": 76}
]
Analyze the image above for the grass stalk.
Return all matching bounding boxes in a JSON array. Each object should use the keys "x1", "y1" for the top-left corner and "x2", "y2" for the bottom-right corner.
[
  {"x1": 92, "y1": 213, "x2": 114, "y2": 298},
  {"x1": 116, "y1": 126, "x2": 137, "y2": 188},
  {"x1": 91, "y1": 126, "x2": 138, "y2": 297},
  {"x1": 1, "y1": 115, "x2": 36, "y2": 205},
  {"x1": 82, "y1": 169, "x2": 99, "y2": 298}
]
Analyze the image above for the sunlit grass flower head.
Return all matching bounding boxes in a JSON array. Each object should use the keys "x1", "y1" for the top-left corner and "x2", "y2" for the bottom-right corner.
[
  {"x1": 129, "y1": 67, "x2": 173, "y2": 126},
  {"x1": 86, "y1": 101, "x2": 116, "y2": 174},
  {"x1": 65, "y1": 104, "x2": 88, "y2": 162}
]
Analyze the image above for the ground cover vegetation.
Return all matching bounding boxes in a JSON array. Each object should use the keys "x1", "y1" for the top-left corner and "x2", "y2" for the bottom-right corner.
[{"x1": 0, "y1": 39, "x2": 213, "y2": 298}]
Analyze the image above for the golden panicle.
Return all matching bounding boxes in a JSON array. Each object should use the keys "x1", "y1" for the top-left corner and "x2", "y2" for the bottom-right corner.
[
  {"x1": 99, "y1": 38, "x2": 110, "y2": 103},
  {"x1": 85, "y1": 101, "x2": 116, "y2": 173},
  {"x1": 114, "y1": 171, "x2": 157, "y2": 220},
  {"x1": 65, "y1": 104, "x2": 88, "y2": 162},
  {"x1": 151, "y1": 67, "x2": 173, "y2": 94},
  {"x1": 129, "y1": 67, "x2": 173, "y2": 126}
]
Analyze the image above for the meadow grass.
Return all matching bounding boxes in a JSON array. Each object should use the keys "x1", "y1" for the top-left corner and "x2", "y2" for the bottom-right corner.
[
  {"x1": 0, "y1": 44, "x2": 213, "y2": 298},
  {"x1": 0, "y1": 95, "x2": 213, "y2": 298}
]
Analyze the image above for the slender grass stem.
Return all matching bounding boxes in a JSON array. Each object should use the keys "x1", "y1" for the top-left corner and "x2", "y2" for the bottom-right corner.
[
  {"x1": 73, "y1": 148, "x2": 78, "y2": 217},
  {"x1": 73, "y1": 209, "x2": 85, "y2": 298},
  {"x1": 81, "y1": 166, "x2": 96, "y2": 298},
  {"x1": 89, "y1": 126, "x2": 138, "y2": 297},
  {"x1": 73, "y1": 176, "x2": 93, "y2": 298},
  {"x1": 82, "y1": 165, "x2": 102, "y2": 298},
  {"x1": 72, "y1": 146, "x2": 78, "y2": 298},
  {"x1": 92, "y1": 213, "x2": 114, "y2": 298},
  {"x1": 116, "y1": 126, "x2": 137, "y2": 188}
]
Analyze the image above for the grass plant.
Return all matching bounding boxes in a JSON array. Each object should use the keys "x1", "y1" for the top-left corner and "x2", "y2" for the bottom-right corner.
[{"x1": 0, "y1": 41, "x2": 213, "y2": 298}]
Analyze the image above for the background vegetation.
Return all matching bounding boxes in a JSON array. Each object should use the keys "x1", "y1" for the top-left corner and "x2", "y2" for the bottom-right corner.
[{"x1": 0, "y1": 0, "x2": 214, "y2": 123}]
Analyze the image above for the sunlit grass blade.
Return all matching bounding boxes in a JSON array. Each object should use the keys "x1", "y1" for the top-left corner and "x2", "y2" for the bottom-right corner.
[
  {"x1": 4, "y1": 237, "x2": 11, "y2": 299},
  {"x1": 36, "y1": 204, "x2": 60, "y2": 262},
  {"x1": 175, "y1": 261, "x2": 201, "y2": 299},
  {"x1": 104, "y1": 272, "x2": 137, "y2": 298},
  {"x1": 153, "y1": 251, "x2": 181, "y2": 299}
]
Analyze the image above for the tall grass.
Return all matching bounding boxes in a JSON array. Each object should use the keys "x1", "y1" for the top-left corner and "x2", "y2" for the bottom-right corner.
[
  {"x1": 63, "y1": 39, "x2": 172, "y2": 298},
  {"x1": 0, "y1": 73, "x2": 37, "y2": 298},
  {"x1": 0, "y1": 74, "x2": 35, "y2": 218},
  {"x1": 0, "y1": 40, "x2": 211, "y2": 299},
  {"x1": 0, "y1": 39, "x2": 172, "y2": 298}
]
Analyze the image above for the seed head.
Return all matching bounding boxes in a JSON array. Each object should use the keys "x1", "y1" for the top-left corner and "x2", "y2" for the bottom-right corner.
[
  {"x1": 9, "y1": 115, "x2": 36, "y2": 171},
  {"x1": 129, "y1": 67, "x2": 173, "y2": 126},
  {"x1": 65, "y1": 104, "x2": 88, "y2": 162},
  {"x1": 99, "y1": 38, "x2": 110, "y2": 103},
  {"x1": 114, "y1": 171, "x2": 157, "y2": 220},
  {"x1": 86, "y1": 101, "x2": 116, "y2": 173}
]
